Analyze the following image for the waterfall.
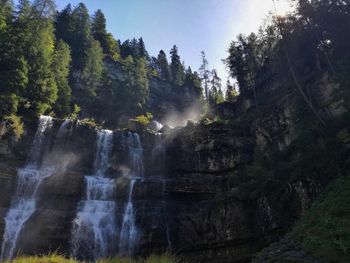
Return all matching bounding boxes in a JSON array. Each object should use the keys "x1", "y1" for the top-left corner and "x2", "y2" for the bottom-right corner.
[
  {"x1": 0, "y1": 116, "x2": 56, "y2": 260},
  {"x1": 70, "y1": 130, "x2": 117, "y2": 261},
  {"x1": 53, "y1": 119, "x2": 72, "y2": 148},
  {"x1": 151, "y1": 133, "x2": 172, "y2": 250},
  {"x1": 118, "y1": 132, "x2": 143, "y2": 256},
  {"x1": 119, "y1": 179, "x2": 137, "y2": 255},
  {"x1": 28, "y1": 116, "x2": 54, "y2": 167},
  {"x1": 152, "y1": 133, "x2": 165, "y2": 166}
]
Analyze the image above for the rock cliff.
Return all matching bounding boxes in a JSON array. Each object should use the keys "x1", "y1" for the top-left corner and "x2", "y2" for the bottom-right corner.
[{"x1": 0, "y1": 71, "x2": 349, "y2": 262}]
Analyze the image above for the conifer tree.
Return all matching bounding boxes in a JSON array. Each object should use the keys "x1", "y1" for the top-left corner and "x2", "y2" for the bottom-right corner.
[
  {"x1": 92, "y1": 9, "x2": 119, "y2": 57},
  {"x1": 199, "y1": 51, "x2": 210, "y2": 100},
  {"x1": 170, "y1": 45, "x2": 184, "y2": 86},
  {"x1": 53, "y1": 40, "x2": 72, "y2": 118},
  {"x1": 157, "y1": 50, "x2": 170, "y2": 80}
]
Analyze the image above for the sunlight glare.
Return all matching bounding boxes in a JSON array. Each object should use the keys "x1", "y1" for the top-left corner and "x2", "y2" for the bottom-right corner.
[{"x1": 273, "y1": 0, "x2": 295, "y2": 16}]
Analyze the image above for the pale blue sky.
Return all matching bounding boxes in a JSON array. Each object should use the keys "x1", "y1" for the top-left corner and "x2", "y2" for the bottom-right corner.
[{"x1": 54, "y1": 0, "x2": 292, "y2": 82}]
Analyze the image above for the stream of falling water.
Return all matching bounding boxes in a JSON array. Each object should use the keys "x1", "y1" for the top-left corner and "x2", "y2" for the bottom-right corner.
[
  {"x1": 0, "y1": 116, "x2": 69, "y2": 260},
  {"x1": 70, "y1": 130, "x2": 117, "y2": 261},
  {"x1": 118, "y1": 132, "x2": 143, "y2": 256},
  {"x1": 1, "y1": 118, "x2": 166, "y2": 260}
]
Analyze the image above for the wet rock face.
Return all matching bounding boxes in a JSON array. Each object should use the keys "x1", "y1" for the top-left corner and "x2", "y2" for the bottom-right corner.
[
  {"x1": 165, "y1": 123, "x2": 255, "y2": 174},
  {"x1": 0, "y1": 116, "x2": 322, "y2": 262}
]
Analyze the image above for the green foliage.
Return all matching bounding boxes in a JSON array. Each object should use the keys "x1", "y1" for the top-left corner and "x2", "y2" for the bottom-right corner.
[
  {"x1": 199, "y1": 51, "x2": 210, "y2": 100},
  {"x1": 134, "y1": 112, "x2": 153, "y2": 126},
  {"x1": 6, "y1": 0, "x2": 58, "y2": 117},
  {"x1": 0, "y1": 94, "x2": 20, "y2": 119},
  {"x1": 53, "y1": 40, "x2": 72, "y2": 118},
  {"x1": 143, "y1": 253, "x2": 182, "y2": 263},
  {"x1": 170, "y1": 45, "x2": 185, "y2": 86},
  {"x1": 292, "y1": 176, "x2": 350, "y2": 262},
  {"x1": 157, "y1": 50, "x2": 170, "y2": 80},
  {"x1": 184, "y1": 67, "x2": 203, "y2": 99},
  {"x1": 92, "y1": 9, "x2": 118, "y2": 56},
  {"x1": 120, "y1": 38, "x2": 148, "y2": 59},
  {"x1": 81, "y1": 39, "x2": 104, "y2": 98},
  {"x1": 5, "y1": 254, "x2": 76, "y2": 263},
  {"x1": 3, "y1": 114, "x2": 24, "y2": 140},
  {"x1": 208, "y1": 69, "x2": 224, "y2": 105},
  {"x1": 70, "y1": 104, "x2": 81, "y2": 120},
  {"x1": 79, "y1": 118, "x2": 101, "y2": 129},
  {"x1": 0, "y1": 0, "x2": 207, "y2": 126},
  {"x1": 119, "y1": 56, "x2": 149, "y2": 112},
  {"x1": 225, "y1": 33, "x2": 263, "y2": 96}
]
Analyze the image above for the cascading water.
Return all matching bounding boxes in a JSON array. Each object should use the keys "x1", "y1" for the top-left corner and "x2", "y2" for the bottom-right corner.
[
  {"x1": 152, "y1": 133, "x2": 172, "y2": 250},
  {"x1": 53, "y1": 119, "x2": 72, "y2": 148},
  {"x1": 0, "y1": 116, "x2": 56, "y2": 260},
  {"x1": 70, "y1": 130, "x2": 117, "y2": 261},
  {"x1": 152, "y1": 133, "x2": 165, "y2": 166},
  {"x1": 119, "y1": 132, "x2": 143, "y2": 256},
  {"x1": 119, "y1": 179, "x2": 137, "y2": 255}
]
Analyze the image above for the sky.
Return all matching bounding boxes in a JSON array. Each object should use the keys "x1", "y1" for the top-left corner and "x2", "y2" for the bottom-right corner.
[{"x1": 54, "y1": 0, "x2": 293, "y2": 83}]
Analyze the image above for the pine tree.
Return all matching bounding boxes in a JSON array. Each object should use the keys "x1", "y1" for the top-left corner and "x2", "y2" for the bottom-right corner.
[
  {"x1": 70, "y1": 3, "x2": 91, "y2": 69},
  {"x1": 170, "y1": 45, "x2": 184, "y2": 86},
  {"x1": 157, "y1": 50, "x2": 170, "y2": 80},
  {"x1": 184, "y1": 67, "x2": 202, "y2": 98},
  {"x1": 199, "y1": 51, "x2": 210, "y2": 100},
  {"x1": 14, "y1": 0, "x2": 58, "y2": 116},
  {"x1": 209, "y1": 69, "x2": 223, "y2": 105},
  {"x1": 32, "y1": 0, "x2": 56, "y2": 18},
  {"x1": 53, "y1": 40, "x2": 72, "y2": 118},
  {"x1": 0, "y1": 1, "x2": 29, "y2": 118},
  {"x1": 0, "y1": 0, "x2": 13, "y2": 32},
  {"x1": 137, "y1": 37, "x2": 148, "y2": 58},
  {"x1": 92, "y1": 9, "x2": 119, "y2": 57},
  {"x1": 79, "y1": 39, "x2": 104, "y2": 106},
  {"x1": 54, "y1": 4, "x2": 74, "y2": 45}
]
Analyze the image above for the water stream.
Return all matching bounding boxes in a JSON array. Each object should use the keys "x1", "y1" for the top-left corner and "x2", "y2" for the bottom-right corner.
[
  {"x1": 70, "y1": 130, "x2": 117, "y2": 261},
  {"x1": 1, "y1": 116, "x2": 58, "y2": 259}
]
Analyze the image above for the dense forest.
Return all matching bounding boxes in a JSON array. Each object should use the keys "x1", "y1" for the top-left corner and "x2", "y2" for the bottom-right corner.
[{"x1": 0, "y1": 0, "x2": 229, "y2": 129}]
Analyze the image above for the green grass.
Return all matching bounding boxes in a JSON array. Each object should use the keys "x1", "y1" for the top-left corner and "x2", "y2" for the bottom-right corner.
[
  {"x1": 6, "y1": 254, "x2": 76, "y2": 263},
  {"x1": 292, "y1": 175, "x2": 350, "y2": 262},
  {"x1": 5, "y1": 253, "x2": 183, "y2": 263}
]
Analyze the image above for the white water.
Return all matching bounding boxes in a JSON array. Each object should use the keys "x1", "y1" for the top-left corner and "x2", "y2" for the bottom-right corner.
[
  {"x1": 0, "y1": 116, "x2": 54, "y2": 260},
  {"x1": 119, "y1": 179, "x2": 137, "y2": 255},
  {"x1": 152, "y1": 133, "x2": 165, "y2": 167},
  {"x1": 118, "y1": 132, "x2": 143, "y2": 256},
  {"x1": 70, "y1": 130, "x2": 117, "y2": 261},
  {"x1": 53, "y1": 119, "x2": 72, "y2": 148}
]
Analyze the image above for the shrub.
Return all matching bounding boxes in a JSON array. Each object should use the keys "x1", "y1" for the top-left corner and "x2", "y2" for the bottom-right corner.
[
  {"x1": 79, "y1": 118, "x2": 101, "y2": 129},
  {"x1": 4, "y1": 114, "x2": 24, "y2": 140},
  {"x1": 70, "y1": 104, "x2": 81, "y2": 120},
  {"x1": 134, "y1": 112, "x2": 153, "y2": 126},
  {"x1": 292, "y1": 176, "x2": 350, "y2": 262}
]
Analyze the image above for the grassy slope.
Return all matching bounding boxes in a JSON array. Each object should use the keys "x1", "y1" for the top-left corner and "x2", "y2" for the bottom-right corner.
[
  {"x1": 291, "y1": 175, "x2": 350, "y2": 262},
  {"x1": 6, "y1": 253, "x2": 182, "y2": 263}
]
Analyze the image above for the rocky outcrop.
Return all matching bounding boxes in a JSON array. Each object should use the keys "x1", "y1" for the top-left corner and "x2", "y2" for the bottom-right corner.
[{"x1": 252, "y1": 238, "x2": 321, "y2": 263}]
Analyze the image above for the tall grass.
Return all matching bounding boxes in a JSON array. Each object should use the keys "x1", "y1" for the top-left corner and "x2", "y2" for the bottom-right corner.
[{"x1": 5, "y1": 252, "x2": 184, "y2": 263}]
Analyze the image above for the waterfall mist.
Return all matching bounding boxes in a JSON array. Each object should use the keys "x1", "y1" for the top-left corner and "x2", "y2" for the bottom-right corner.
[{"x1": 161, "y1": 101, "x2": 203, "y2": 127}]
